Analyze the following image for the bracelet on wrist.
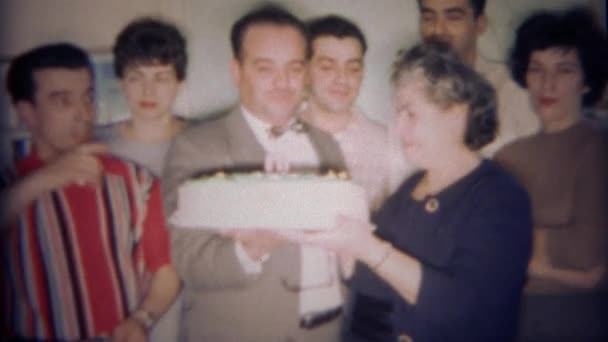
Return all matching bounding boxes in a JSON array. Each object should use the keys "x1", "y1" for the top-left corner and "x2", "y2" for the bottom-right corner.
[{"x1": 131, "y1": 308, "x2": 156, "y2": 331}]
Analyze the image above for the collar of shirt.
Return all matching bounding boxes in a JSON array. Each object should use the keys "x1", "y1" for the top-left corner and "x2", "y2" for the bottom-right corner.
[
  {"x1": 240, "y1": 105, "x2": 319, "y2": 169},
  {"x1": 298, "y1": 99, "x2": 361, "y2": 142},
  {"x1": 16, "y1": 147, "x2": 45, "y2": 176},
  {"x1": 241, "y1": 105, "x2": 299, "y2": 151},
  {"x1": 332, "y1": 109, "x2": 364, "y2": 143}
]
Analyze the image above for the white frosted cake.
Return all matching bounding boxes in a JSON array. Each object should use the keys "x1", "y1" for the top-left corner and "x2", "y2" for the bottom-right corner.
[{"x1": 169, "y1": 171, "x2": 369, "y2": 230}]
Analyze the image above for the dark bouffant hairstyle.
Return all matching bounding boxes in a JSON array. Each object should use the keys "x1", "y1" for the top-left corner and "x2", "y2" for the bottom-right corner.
[
  {"x1": 417, "y1": 0, "x2": 486, "y2": 18},
  {"x1": 230, "y1": 3, "x2": 308, "y2": 60},
  {"x1": 113, "y1": 17, "x2": 187, "y2": 80},
  {"x1": 307, "y1": 15, "x2": 367, "y2": 55},
  {"x1": 392, "y1": 40, "x2": 497, "y2": 150},
  {"x1": 6, "y1": 43, "x2": 92, "y2": 104},
  {"x1": 509, "y1": 7, "x2": 608, "y2": 106}
]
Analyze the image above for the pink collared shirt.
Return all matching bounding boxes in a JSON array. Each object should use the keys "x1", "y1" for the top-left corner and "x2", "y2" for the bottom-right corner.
[{"x1": 333, "y1": 110, "x2": 391, "y2": 211}]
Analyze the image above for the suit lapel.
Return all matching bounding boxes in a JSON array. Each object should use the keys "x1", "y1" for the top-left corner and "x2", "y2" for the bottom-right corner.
[
  {"x1": 223, "y1": 107, "x2": 266, "y2": 170},
  {"x1": 303, "y1": 122, "x2": 347, "y2": 173},
  {"x1": 224, "y1": 108, "x2": 307, "y2": 282}
]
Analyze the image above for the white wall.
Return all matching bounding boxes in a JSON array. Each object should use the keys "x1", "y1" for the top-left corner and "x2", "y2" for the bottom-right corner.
[
  {"x1": 0, "y1": 0, "x2": 600, "y2": 124},
  {"x1": 181, "y1": 0, "x2": 595, "y2": 122}
]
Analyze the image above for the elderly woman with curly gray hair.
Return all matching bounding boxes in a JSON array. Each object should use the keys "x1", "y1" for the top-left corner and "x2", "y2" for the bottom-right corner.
[{"x1": 284, "y1": 39, "x2": 533, "y2": 342}]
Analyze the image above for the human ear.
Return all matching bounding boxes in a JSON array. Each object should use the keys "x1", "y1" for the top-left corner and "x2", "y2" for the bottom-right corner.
[
  {"x1": 475, "y1": 15, "x2": 488, "y2": 36},
  {"x1": 446, "y1": 103, "x2": 469, "y2": 137},
  {"x1": 15, "y1": 100, "x2": 38, "y2": 130},
  {"x1": 230, "y1": 58, "x2": 241, "y2": 86},
  {"x1": 176, "y1": 79, "x2": 187, "y2": 94},
  {"x1": 118, "y1": 77, "x2": 129, "y2": 97}
]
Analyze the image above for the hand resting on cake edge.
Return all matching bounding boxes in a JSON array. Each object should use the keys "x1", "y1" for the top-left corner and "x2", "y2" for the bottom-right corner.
[
  {"x1": 279, "y1": 215, "x2": 380, "y2": 279},
  {"x1": 281, "y1": 214, "x2": 423, "y2": 305}
]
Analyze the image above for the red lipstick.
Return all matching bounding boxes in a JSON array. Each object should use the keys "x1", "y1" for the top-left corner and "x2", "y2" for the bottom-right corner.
[
  {"x1": 139, "y1": 101, "x2": 157, "y2": 109},
  {"x1": 538, "y1": 97, "x2": 558, "y2": 106}
]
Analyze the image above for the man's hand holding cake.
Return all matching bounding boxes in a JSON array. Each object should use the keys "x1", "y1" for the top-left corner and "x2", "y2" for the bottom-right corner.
[
  {"x1": 160, "y1": 6, "x2": 360, "y2": 341},
  {"x1": 222, "y1": 229, "x2": 284, "y2": 262}
]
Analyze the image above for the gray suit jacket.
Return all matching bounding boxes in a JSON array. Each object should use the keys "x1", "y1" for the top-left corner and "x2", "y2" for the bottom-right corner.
[{"x1": 162, "y1": 107, "x2": 346, "y2": 342}]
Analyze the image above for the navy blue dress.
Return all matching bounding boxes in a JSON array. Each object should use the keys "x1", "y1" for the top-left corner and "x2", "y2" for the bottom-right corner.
[{"x1": 345, "y1": 160, "x2": 532, "y2": 342}]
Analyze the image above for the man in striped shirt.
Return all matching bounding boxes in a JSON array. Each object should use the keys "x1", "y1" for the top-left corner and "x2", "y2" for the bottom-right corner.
[{"x1": 1, "y1": 43, "x2": 179, "y2": 341}]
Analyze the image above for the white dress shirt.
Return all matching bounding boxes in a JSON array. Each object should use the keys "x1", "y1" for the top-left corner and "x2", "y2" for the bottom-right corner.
[
  {"x1": 237, "y1": 106, "x2": 342, "y2": 318},
  {"x1": 241, "y1": 106, "x2": 319, "y2": 169}
]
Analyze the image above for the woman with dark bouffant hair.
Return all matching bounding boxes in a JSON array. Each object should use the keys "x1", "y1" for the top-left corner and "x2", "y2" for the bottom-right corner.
[
  {"x1": 496, "y1": 7, "x2": 608, "y2": 342},
  {"x1": 98, "y1": 17, "x2": 189, "y2": 178},
  {"x1": 284, "y1": 40, "x2": 532, "y2": 342},
  {"x1": 98, "y1": 17, "x2": 190, "y2": 342}
]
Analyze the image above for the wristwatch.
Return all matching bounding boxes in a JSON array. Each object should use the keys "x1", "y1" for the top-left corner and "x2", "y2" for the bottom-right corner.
[{"x1": 131, "y1": 308, "x2": 156, "y2": 330}]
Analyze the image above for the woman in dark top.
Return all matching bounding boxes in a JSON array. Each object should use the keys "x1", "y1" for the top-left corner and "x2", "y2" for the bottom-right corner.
[
  {"x1": 496, "y1": 8, "x2": 608, "y2": 341},
  {"x1": 284, "y1": 41, "x2": 532, "y2": 341}
]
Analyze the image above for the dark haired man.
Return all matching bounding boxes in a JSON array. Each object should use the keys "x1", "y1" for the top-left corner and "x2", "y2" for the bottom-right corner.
[
  {"x1": 301, "y1": 15, "x2": 390, "y2": 211},
  {"x1": 1, "y1": 43, "x2": 179, "y2": 341},
  {"x1": 163, "y1": 4, "x2": 345, "y2": 341},
  {"x1": 416, "y1": 0, "x2": 539, "y2": 156}
]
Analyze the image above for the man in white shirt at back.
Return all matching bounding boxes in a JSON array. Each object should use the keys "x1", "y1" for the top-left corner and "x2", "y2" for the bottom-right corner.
[
  {"x1": 300, "y1": 15, "x2": 391, "y2": 211},
  {"x1": 417, "y1": 0, "x2": 539, "y2": 157}
]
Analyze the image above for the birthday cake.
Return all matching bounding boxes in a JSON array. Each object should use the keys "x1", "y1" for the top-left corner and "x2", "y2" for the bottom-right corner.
[{"x1": 169, "y1": 171, "x2": 369, "y2": 230}]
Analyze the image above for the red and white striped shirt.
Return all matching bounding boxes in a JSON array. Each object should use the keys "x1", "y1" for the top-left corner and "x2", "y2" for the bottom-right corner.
[{"x1": 2, "y1": 151, "x2": 171, "y2": 340}]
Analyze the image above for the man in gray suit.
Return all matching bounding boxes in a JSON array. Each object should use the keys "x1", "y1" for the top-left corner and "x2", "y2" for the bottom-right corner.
[{"x1": 162, "y1": 4, "x2": 345, "y2": 342}]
